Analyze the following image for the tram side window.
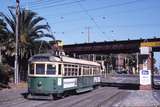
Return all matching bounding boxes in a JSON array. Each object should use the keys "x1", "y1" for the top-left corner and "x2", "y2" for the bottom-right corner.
[
  {"x1": 58, "y1": 64, "x2": 61, "y2": 75},
  {"x1": 30, "y1": 64, "x2": 34, "y2": 74},
  {"x1": 36, "y1": 64, "x2": 45, "y2": 74},
  {"x1": 79, "y1": 67, "x2": 81, "y2": 75},
  {"x1": 47, "y1": 64, "x2": 56, "y2": 75},
  {"x1": 90, "y1": 67, "x2": 92, "y2": 75},
  {"x1": 64, "y1": 68, "x2": 67, "y2": 76}
]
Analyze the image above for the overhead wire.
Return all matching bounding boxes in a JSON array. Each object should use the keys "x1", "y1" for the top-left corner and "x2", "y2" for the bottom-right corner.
[
  {"x1": 29, "y1": 0, "x2": 86, "y2": 10},
  {"x1": 30, "y1": 0, "x2": 145, "y2": 15},
  {"x1": 77, "y1": 2, "x2": 107, "y2": 38},
  {"x1": 25, "y1": 0, "x2": 69, "y2": 8},
  {"x1": 17, "y1": 0, "x2": 160, "y2": 39},
  {"x1": 22, "y1": 0, "x2": 60, "y2": 5},
  {"x1": 48, "y1": 5, "x2": 160, "y2": 25}
]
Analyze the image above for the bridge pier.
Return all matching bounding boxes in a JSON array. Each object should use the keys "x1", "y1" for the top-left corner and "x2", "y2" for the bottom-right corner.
[{"x1": 139, "y1": 47, "x2": 154, "y2": 90}]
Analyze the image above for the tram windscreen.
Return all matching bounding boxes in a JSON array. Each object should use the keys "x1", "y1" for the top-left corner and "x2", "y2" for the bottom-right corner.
[
  {"x1": 46, "y1": 64, "x2": 56, "y2": 75},
  {"x1": 36, "y1": 64, "x2": 45, "y2": 74}
]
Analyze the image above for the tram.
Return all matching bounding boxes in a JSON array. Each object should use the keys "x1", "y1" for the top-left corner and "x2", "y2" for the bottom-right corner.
[{"x1": 27, "y1": 53, "x2": 102, "y2": 99}]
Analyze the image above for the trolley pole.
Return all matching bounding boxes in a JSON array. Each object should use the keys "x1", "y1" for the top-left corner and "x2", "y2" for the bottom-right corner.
[
  {"x1": 15, "y1": 0, "x2": 20, "y2": 84},
  {"x1": 86, "y1": 27, "x2": 90, "y2": 43}
]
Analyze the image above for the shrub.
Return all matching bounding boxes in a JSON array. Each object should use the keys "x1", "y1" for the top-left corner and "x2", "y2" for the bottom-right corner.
[{"x1": 0, "y1": 63, "x2": 12, "y2": 85}]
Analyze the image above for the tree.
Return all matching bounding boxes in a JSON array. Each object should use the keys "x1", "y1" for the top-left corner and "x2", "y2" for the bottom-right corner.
[
  {"x1": 0, "y1": 8, "x2": 55, "y2": 80},
  {"x1": 0, "y1": 19, "x2": 6, "y2": 63},
  {"x1": 0, "y1": 18, "x2": 12, "y2": 63},
  {"x1": 125, "y1": 54, "x2": 137, "y2": 74}
]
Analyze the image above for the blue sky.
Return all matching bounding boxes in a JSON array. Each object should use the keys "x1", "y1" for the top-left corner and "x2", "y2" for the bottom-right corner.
[{"x1": 0, "y1": 0, "x2": 160, "y2": 68}]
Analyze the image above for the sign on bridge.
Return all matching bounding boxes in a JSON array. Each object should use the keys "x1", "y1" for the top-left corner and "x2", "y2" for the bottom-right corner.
[{"x1": 140, "y1": 41, "x2": 160, "y2": 47}]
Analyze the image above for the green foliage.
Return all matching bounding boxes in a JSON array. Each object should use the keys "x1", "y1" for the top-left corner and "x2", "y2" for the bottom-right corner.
[
  {"x1": 0, "y1": 8, "x2": 55, "y2": 81},
  {"x1": 0, "y1": 63, "x2": 12, "y2": 85}
]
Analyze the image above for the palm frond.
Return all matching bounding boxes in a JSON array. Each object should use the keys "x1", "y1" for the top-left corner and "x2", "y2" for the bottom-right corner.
[
  {"x1": 29, "y1": 16, "x2": 44, "y2": 28},
  {"x1": 31, "y1": 25, "x2": 50, "y2": 34}
]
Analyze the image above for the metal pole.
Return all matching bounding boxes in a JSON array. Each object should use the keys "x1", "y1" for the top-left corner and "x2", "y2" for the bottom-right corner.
[
  {"x1": 136, "y1": 52, "x2": 139, "y2": 74},
  {"x1": 0, "y1": 47, "x2": 2, "y2": 63},
  {"x1": 15, "y1": 0, "x2": 19, "y2": 84}
]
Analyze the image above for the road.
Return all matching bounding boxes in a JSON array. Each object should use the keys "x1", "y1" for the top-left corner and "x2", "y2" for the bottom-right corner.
[
  {"x1": 0, "y1": 86, "x2": 130, "y2": 107},
  {"x1": 1, "y1": 75, "x2": 160, "y2": 107}
]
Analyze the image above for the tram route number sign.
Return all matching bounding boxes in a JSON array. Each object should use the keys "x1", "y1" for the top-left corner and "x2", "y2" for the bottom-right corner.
[{"x1": 140, "y1": 70, "x2": 151, "y2": 85}]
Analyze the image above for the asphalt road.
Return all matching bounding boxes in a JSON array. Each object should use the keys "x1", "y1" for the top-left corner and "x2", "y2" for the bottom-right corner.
[
  {"x1": 1, "y1": 75, "x2": 160, "y2": 107},
  {"x1": 0, "y1": 87, "x2": 128, "y2": 107}
]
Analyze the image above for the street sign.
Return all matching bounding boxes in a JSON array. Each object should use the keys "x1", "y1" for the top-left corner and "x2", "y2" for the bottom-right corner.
[
  {"x1": 140, "y1": 70, "x2": 151, "y2": 85},
  {"x1": 140, "y1": 47, "x2": 152, "y2": 54}
]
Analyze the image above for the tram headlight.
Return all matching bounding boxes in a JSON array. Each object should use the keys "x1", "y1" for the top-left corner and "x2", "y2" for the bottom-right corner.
[{"x1": 38, "y1": 81, "x2": 42, "y2": 87}]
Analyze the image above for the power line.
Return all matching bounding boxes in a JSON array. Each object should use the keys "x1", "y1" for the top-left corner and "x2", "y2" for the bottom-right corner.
[
  {"x1": 45, "y1": 3, "x2": 160, "y2": 27},
  {"x1": 29, "y1": 0, "x2": 85, "y2": 10},
  {"x1": 22, "y1": 0, "x2": 60, "y2": 5},
  {"x1": 101, "y1": 24, "x2": 160, "y2": 28},
  {"x1": 23, "y1": 0, "x2": 68, "y2": 8},
  {"x1": 78, "y1": 2, "x2": 107, "y2": 38},
  {"x1": 47, "y1": 4, "x2": 160, "y2": 25},
  {"x1": 37, "y1": 0, "x2": 146, "y2": 17}
]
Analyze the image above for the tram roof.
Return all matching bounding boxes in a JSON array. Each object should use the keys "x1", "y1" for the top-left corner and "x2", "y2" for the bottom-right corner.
[
  {"x1": 61, "y1": 56, "x2": 100, "y2": 66},
  {"x1": 29, "y1": 53, "x2": 100, "y2": 66}
]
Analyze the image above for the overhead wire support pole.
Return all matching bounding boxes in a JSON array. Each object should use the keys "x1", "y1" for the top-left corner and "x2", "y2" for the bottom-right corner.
[{"x1": 15, "y1": 0, "x2": 20, "y2": 84}]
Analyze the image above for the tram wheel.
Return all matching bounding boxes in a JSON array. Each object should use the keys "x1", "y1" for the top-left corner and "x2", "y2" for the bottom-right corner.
[
  {"x1": 52, "y1": 94, "x2": 57, "y2": 100},
  {"x1": 23, "y1": 92, "x2": 29, "y2": 99},
  {"x1": 52, "y1": 94, "x2": 63, "y2": 100}
]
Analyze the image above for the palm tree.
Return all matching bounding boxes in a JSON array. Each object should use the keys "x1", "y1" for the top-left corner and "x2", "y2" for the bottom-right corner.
[
  {"x1": 125, "y1": 54, "x2": 137, "y2": 74},
  {"x1": 0, "y1": 19, "x2": 7, "y2": 37},
  {"x1": 0, "y1": 8, "x2": 55, "y2": 80},
  {"x1": 0, "y1": 18, "x2": 11, "y2": 63},
  {"x1": 0, "y1": 19, "x2": 5, "y2": 63}
]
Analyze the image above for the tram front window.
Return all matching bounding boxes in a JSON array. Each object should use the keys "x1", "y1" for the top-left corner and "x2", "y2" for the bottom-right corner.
[
  {"x1": 47, "y1": 64, "x2": 56, "y2": 75},
  {"x1": 36, "y1": 64, "x2": 45, "y2": 74}
]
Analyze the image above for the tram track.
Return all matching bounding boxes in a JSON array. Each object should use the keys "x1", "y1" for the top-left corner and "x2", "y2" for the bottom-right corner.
[
  {"x1": 96, "y1": 91, "x2": 122, "y2": 107},
  {"x1": 38, "y1": 87, "x2": 116, "y2": 107},
  {"x1": 0, "y1": 87, "x2": 129, "y2": 107},
  {"x1": 67, "y1": 89, "x2": 123, "y2": 107},
  {"x1": 96, "y1": 91, "x2": 129, "y2": 107},
  {"x1": 57, "y1": 87, "x2": 120, "y2": 107},
  {"x1": 60, "y1": 90, "x2": 106, "y2": 107},
  {"x1": 1, "y1": 97, "x2": 50, "y2": 107},
  {"x1": 0, "y1": 96, "x2": 23, "y2": 103}
]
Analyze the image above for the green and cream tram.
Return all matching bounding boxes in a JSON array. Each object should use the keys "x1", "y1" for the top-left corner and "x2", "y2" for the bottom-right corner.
[{"x1": 27, "y1": 54, "x2": 101, "y2": 98}]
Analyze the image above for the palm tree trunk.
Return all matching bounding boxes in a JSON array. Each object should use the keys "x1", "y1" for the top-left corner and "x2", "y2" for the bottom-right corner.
[{"x1": 0, "y1": 47, "x2": 2, "y2": 63}]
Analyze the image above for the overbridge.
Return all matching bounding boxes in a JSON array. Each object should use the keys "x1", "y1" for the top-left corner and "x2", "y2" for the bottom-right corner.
[{"x1": 63, "y1": 38, "x2": 160, "y2": 55}]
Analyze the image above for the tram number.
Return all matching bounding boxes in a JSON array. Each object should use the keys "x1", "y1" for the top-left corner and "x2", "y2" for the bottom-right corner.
[{"x1": 58, "y1": 78, "x2": 62, "y2": 86}]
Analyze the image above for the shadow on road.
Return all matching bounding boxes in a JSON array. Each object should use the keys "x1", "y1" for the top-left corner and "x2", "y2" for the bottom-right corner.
[
  {"x1": 102, "y1": 83, "x2": 160, "y2": 90},
  {"x1": 101, "y1": 83, "x2": 140, "y2": 90}
]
